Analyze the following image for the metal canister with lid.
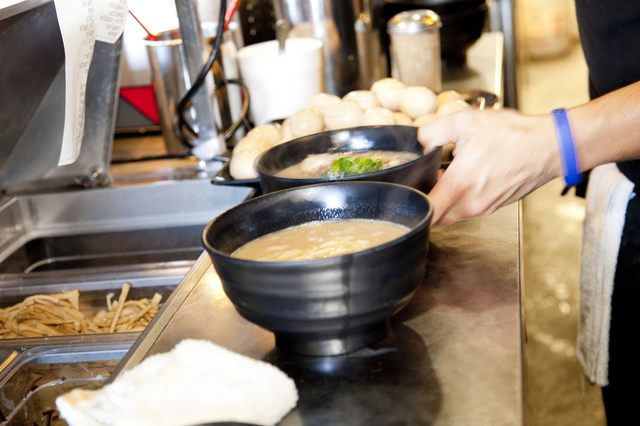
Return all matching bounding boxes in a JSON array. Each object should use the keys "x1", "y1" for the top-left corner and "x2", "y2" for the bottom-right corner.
[{"x1": 387, "y1": 9, "x2": 442, "y2": 92}]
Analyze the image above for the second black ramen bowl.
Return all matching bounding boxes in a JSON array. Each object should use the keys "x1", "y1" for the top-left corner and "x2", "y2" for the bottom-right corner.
[
  {"x1": 202, "y1": 181, "x2": 433, "y2": 356},
  {"x1": 254, "y1": 125, "x2": 441, "y2": 195}
]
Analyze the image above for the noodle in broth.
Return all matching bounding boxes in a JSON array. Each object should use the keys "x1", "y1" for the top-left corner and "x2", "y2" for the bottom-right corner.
[{"x1": 231, "y1": 219, "x2": 410, "y2": 262}]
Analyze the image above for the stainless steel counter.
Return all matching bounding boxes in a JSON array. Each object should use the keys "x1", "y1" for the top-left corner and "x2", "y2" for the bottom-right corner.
[{"x1": 112, "y1": 200, "x2": 523, "y2": 425}]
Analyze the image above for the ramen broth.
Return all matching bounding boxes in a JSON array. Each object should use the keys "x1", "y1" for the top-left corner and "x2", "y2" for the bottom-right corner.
[
  {"x1": 275, "y1": 150, "x2": 420, "y2": 179},
  {"x1": 231, "y1": 219, "x2": 410, "y2": 262}
]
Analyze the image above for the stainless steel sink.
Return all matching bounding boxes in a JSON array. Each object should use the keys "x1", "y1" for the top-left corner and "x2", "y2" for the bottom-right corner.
[
  {"x1": 0, "y1": 179, "x2": 254, "y2": 281},
  {"x1": 0, "y1": 224, "x2": 205, "y2": 274}
]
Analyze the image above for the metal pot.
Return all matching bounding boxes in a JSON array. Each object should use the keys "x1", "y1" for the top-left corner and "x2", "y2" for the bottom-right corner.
[
  {"x1": 202, "y1": 181, "x2": 433, "y2": 356},
  {"x1": 254, "y1": 125, "x2": 441, "y2": 195}
]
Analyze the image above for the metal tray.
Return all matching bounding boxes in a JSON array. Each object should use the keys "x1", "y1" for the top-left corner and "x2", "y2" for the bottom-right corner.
[
  {"x1": 0, "y1": 340, "x2": 132, "y2": 426},
  {"x1": 0, "y1": 275, "x2": 182, "y2": 425},
  {"x1": 0, "y1": 272, "x2": 182, "y2": 347}
]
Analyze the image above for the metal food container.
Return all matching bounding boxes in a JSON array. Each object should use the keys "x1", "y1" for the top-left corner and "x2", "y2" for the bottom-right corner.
[
  {"x1": 0, "y1": 339, "x2": 133, "y2": 425},
  {"x1": 387, "y1": 9, "x2": 443, "y2": 92}
]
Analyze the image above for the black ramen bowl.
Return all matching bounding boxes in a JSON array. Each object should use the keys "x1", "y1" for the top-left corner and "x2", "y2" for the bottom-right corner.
[
  {"x1": 202, "y1": 182, "x2": 433, "y2": 356},
  {"x1": 254, "y1": 125, "x2": 441, "y2": 195}
]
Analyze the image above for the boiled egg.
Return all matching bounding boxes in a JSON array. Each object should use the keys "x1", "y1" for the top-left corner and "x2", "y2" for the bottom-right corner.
[
  {"x1": 413, "y1": 113, "x2": 438, "y2": 127},
  {"x1": 306, "y1": 93, "x2": 341, "y2": 113},
  {"x1": 436, "y1": 99, "x2": 472, "y2": 117},
  {"x1": 246, "y1": 124, "x2": 283, "y2": 147},
  {"x1": 370, "y1": 78, "x2": 406, "y2": 111},
  {"x1": 362, "y1": 107, "x2": 396, "y2": 126},
  {"x1": 280, "y1": 118, "x2": 295, "y2": 143},
  {"x1": 399, "y1": 86, "x2": 438, "y2": 119},
  {"x1": 343, "y1": 90, "x2": 381, "y2": 111},
  {"x1": 290, "y1": 107, "x2": 324, "y2": 137},
  {"x1": 232, "y1": 134, "x2": 272, "y2": 154},
  {"x1": 323, "y1": 100, "x2": 364, "y2": 130},
  {"x1": 393, "y1": 112, "x2": 413, "y2": 126},
  {"x1": 437, "y1": 90, "x2": 465, "y2": 110},
  {"x1": 229, "y1": 147, "x2": 262, "y2": 180}
]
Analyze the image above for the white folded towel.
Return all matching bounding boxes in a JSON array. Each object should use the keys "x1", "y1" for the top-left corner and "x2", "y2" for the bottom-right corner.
[
  {"x1": 56, "y1": 339, "x2": 298, "y2": 426},
  {"x1": 577, "y1": 163, "x2": 635, "y2": 386}
]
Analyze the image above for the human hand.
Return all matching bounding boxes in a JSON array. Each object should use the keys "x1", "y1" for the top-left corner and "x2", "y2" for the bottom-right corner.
[{"x1": 417, "y1": 109, "x2": 563, "y2": 227}]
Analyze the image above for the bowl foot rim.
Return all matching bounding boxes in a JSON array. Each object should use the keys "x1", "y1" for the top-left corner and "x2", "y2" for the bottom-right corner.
[{"x1": 273, "y1": 321, "x2": 388, "y2": 356}]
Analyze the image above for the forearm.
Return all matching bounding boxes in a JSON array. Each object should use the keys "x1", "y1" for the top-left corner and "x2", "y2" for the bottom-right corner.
[
  {"x1": 415, "y1": 80, "x2": 640, "y2": 227},
  {"x1": 569, "y1": 80, "x2": 640, "y2": 171}
]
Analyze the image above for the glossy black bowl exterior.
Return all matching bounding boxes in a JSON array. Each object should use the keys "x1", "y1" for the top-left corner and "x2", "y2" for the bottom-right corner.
[
  {"x1": 202, "y1": 182, "x2": 433, "y2": 356},
  {"x1": 255, "y1": 125, "x2": 441, "y2": 195}
]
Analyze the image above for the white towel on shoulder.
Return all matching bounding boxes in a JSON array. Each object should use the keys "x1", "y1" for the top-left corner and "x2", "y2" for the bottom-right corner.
[{"x1": 577, "y1": 163, "x2": 634, "y2": 386}]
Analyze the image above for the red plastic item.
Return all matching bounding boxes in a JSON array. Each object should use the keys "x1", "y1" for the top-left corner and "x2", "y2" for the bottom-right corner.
[{"x1": 119, "y1": 86, "x2": 160, "y2": 124}]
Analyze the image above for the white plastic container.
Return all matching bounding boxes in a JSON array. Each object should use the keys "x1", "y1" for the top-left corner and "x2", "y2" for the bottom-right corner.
[{"x1": 237, "y1": 38, "x2": 324, "y2": 125}]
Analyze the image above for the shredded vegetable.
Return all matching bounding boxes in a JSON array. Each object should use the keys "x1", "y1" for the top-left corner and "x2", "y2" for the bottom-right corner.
[
  {"x1": 0, "y1": 284, "x2": 162, "y2": 339},
  {"x1": 321, "y1": 156, "x2": 383, "y2": 177}
]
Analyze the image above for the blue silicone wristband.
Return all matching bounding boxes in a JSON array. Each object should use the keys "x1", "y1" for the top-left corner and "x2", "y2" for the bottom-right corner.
[{"x1": 551, "y1": 108, "x2": 582, "y2": 187}]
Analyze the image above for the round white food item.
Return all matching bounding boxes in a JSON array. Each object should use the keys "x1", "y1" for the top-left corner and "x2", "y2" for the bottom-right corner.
[
  {"x1": 362, "y1": 107, "x2": 396, "y2": 126},
  {"x1": 291, "y1": 107, "x2": 324, "y2": 137},
  {"x1": 323, "y1": 100, "x2": 364, "y2": 130},
  {"x1": 399, "y1": 86, "x2": 438, "y2": 119},
  {"x1": 232, "y1": 135, "x2": 272, "y2": 155},
  {"x1": 370, "y1": 78, "x2": 406, "y2": 111},
  {"x1": 413, "y1": 113, "x2": 438, "y2": 127},
  {"x1": 437, "y1": 90, "x2": 465, "y2": 110},
  {"x1": 306, "y1": 93, "x2": 341, "y2": 113},
  {"x1": 436, "y1": 99, "x2": 472, "y2": 117},
  {"x1": 279, "y1": 118, "x2": 295, "y2": 143},
  {"x1": 343, "y1": 90, "x2": 381, "y2": 111},
  {"x1": 393, "y1": 112, "x2": 413, "y2": 126},
  {"x1": 246, "y1": 124, "x2": 282, "y2": 147},
  {"x1": 229, "y1": 148, "x2": 262, "y2": 180}
]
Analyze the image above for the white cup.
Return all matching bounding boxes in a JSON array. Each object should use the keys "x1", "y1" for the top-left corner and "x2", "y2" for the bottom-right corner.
[{"x1": 237, "y1": 38, "x2": 324, "y2": 125}]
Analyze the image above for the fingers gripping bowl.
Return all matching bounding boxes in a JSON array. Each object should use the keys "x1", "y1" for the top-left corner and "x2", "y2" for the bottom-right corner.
[
  {"x1": 255, "y1": 125, "x2": 441, "y2": 194},
  {"x1": 202, "y1": 182, "x2": 433, "y2": 356}
]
